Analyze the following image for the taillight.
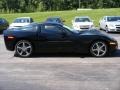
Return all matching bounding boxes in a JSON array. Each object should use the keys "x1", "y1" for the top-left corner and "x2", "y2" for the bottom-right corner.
[{"x1": 7, "y1": 36, "x2": 15, "y2": 40}]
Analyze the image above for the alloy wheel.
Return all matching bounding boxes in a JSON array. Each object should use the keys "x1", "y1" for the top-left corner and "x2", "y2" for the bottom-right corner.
[
  {"x1": 90, "y1": 41, "x2": 107, "y2": 57},
  {"x1": 15, "y1": 40, "x2": 32, "y2": 57}
]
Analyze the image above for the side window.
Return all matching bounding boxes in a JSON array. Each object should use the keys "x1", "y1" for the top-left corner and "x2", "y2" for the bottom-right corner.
[
  {"x1": 42, "y1": 25, "x2": 63, "y2": 34},
  {"x1": 20, "y1": 24, "x2": 38, "y2": 31},
  {"x1": 63, "y1": 28, "x2": 72, "y2": 36}
]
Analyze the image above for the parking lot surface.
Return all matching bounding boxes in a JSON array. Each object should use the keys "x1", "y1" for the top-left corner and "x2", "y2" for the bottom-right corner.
[{"x1": 0, "y1": 33, "x2": 120, "y2": 90}]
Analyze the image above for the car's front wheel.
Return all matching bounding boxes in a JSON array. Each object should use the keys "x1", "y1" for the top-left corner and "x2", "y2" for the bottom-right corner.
[
  {"x1": 15, "y1": 40, "x2": 33, "y2": 57},
  {"x1": 90, "y1": 41, "x2": 108, "y2": 57},
  {"x1": 105, "y1": 26, "x2": 109, "y2": 33}
]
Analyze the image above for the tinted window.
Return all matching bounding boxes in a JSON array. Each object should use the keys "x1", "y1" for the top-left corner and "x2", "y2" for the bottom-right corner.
[
  {"x1": 107, "y1": 17, "x2": 120, "y2": 22},
  {"x1": 19, "y1": 24, "x2": 38, "y2": 31},
  {"x1": 63, "y1": 25, "x2": 79, "y2": 34},
  {"x1": 75, "y1": 18, "x2": 91, "y2": 22},
  {"x1": 14, "y1": 18, "x2": 30, "y2": 23},
  {"x1": 46, "y1": 18, "x2": 57, "y2": 22},
  {"x1": 43, "y1": 25, "x2": 63, "y2": 33}
]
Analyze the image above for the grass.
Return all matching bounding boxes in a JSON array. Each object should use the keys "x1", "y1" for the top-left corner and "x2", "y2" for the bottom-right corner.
[{"x1": 0, "y1": 8, "x2": 120, "y2": 27}]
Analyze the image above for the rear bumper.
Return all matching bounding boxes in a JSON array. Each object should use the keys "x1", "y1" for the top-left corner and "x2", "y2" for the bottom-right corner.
[{"x1": 4, "y1": 36, "x2": 16, "y2": 51}]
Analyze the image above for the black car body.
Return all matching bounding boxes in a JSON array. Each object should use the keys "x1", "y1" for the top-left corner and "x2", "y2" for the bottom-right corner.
[
  {"x1": 4, "y1": 22, "x2": 118, "y2": 57},
  {"x1": 0, "y1": 18, "x2": 9, "y2": 33},
  {"x1": 45, "y1": 17, "x2": 65, "y2": 25}
]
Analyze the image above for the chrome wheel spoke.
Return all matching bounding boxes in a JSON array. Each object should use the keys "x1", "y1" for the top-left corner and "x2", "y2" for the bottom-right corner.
[
  {"x1": 100, "y1": 49, "x2": 106, "y2": 53},
  {"x1": 24, "y1": 51, "x2": 29, "y2": 56},
  {"x1": 19, "y1": 50, "x2": 24, "y2": 55},
  {"x1": 26, "y1": 46, "x2": 31, "y2": 50},
  {"x1": 96, "y1": 43, "x2": 99, "y2": 48},
  {"x1": 92, "y1": 48, "x2": 98, "y2": 51},
  {"x1": 22, "y1": 42, "x2": 25, "y2": 47},
  {"x1": 17, "y1": 46, "x2": 22, "y2": 50},
  {"x1": 96, "y1": 50, "x2": 100, "y2": 56}
]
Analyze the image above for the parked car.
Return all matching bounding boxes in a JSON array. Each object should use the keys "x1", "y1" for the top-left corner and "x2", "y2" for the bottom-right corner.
[
  {"x1": 4, "y1": 22, "x2": 118, "y2": 57},
  {"x1": 99, "y1": 16, "x2": 120, "y2": 32},
  {"x1": 0, "y1": 18, "x2": 9, "y2": 33},
  {"x1": 9, "y1": 17, "x2": 34, "y2": 29},
  {"x1": 45, "y1": 17, "x2": 65, "y2": 25},
  {"x1": 72, "y1": 16, "x2": 94, "y2": 30}
]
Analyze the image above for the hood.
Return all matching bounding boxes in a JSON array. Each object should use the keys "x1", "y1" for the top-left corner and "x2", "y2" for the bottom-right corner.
[
  {"x1": 10, "y1": 23, "x2": 30, "y2": 28},
  {"x1": 80, "y1": 30, "x2": 116, "y2": 41},
  {"x1": 73, "y1": 22, "x2": 93, "y2": 25}
]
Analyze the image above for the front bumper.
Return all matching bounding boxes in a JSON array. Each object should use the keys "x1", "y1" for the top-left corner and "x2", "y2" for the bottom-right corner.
[
  {"x1": 108, "y1": 41, "x2": 118, "y2": 53},
  {"x1": 108, "y1": 27, "x2": 120, "y2": 32}
]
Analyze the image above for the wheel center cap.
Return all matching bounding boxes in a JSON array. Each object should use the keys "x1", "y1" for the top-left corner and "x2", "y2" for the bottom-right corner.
[{"x1": 22, "y1": 47, "x2": 26, "y2": 51}]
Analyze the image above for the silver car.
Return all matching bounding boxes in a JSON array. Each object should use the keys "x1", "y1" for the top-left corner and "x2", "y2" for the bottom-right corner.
[{"x1": 99, "y1": 16, "x2": 120, "y2": 32}]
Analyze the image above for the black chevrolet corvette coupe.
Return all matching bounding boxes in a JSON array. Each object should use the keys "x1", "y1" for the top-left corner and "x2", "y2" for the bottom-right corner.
[{"x1": 4, "y1": 22, "x2": 118, "y2": 57}]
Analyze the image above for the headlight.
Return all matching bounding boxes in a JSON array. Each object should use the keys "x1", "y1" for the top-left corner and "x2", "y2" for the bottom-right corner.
[{"x1": 109, "y1": 42, "x2": 117, "y2": 45}]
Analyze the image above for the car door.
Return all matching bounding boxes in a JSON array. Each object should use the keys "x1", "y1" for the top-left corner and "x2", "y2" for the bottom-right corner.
[{"x1": 37, "y1": 24, "x2": 74, "y2": 53}]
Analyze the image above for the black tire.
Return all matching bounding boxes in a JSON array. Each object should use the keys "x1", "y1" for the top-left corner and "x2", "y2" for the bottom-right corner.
[
  {"x1": 15, "y1": 40, "x2": 33, "y2": 57},
  {"x1": 105, "y1": 26, "x2": 109, "y2": 33}
]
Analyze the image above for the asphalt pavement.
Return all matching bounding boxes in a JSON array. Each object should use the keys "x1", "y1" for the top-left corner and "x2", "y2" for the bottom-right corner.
[{"x1": 0, "y1": 32, "x2": 120, "y2": 90}]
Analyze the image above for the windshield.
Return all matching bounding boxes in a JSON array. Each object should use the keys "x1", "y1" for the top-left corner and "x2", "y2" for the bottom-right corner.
[
  {"x1": 47, "y1": 18, "x2": 57, "y2": 21},
  {"x1": 19, "y1": 24, "x2": 38, "y2": 31},
  {"x1": 75, "y1": 18, "x2": 91, "y2": 22},
  {"x1": 14, "y1": 18, "x2": 30, "y2": 23},
  {"x1": 63, "y1": 25, "x2": 80, "y2": 33},
  {"x1": 47, "y1": 18, "x2": 61, "y2": 23},
  {"x1": 107, "y1": 17, "x2": 120, "y2": 22}
]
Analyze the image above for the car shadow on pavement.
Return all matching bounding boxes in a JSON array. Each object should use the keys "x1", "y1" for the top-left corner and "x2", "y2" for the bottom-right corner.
[
  {"x1": 0, "y1": 33, "x2": 2, "y2": 35},
  {"x1": 25, "y1": 49, "x2": 120, "y2": 58},
  {"x1": 29, "y1": 53, "x2": 88, "y2": 58},
  {"x1": 110, "y1": 49, "x2": 120, "y2": 57},
  {"x1": 109, "y1": 32, "x2": 120, "y2": 34}
]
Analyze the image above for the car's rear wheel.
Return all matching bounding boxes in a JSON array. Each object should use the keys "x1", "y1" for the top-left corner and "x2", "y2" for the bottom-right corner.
[
  {"x1": 15, "y1": 40, "x2": 33, "y2": 57},
  {"x1": 90, "y1": 41, "x2": 108, "y2": 57}
]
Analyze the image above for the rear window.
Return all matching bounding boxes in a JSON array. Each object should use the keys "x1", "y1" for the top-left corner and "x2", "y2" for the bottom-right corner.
[{"x1": 14, "y1": 18, "x2": 30, "y2": 23}]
